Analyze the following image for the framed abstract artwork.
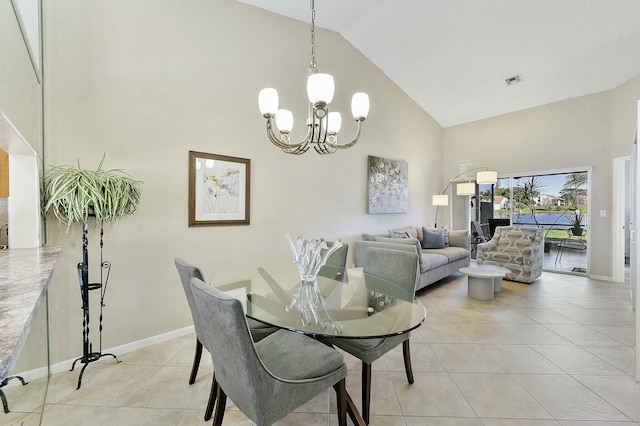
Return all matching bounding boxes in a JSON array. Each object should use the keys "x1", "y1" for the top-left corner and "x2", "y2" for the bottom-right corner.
[
  {"x1": 188, "y1": 151, "x2": 250, "y2": 226},
  {"x1": 367, "y1": 155, "x2": 408, "y2": 214}
]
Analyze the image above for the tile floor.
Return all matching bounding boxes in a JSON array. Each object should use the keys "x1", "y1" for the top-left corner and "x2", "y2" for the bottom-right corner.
[{"x1": 4, "y1": 271, "x2": 640, "y2": 425}]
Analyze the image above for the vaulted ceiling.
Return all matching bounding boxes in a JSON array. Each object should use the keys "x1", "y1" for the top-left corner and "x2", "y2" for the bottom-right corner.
[{"x1": 237, "y1": 0, "x2": 640, "y2": 127}]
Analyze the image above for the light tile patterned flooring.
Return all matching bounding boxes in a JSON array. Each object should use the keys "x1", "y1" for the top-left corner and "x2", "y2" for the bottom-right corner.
[{"x1": 5, "y1": 271, "x2": 640, "y2": 425}]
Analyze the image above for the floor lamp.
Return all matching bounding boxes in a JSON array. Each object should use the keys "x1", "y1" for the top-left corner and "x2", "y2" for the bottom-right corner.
[
  {"x1": 432, "y1": 168, "x2": 498, "y2": 228},
  {"x1": 432, "y1": 194, "x2": 448, "y2": 228}
]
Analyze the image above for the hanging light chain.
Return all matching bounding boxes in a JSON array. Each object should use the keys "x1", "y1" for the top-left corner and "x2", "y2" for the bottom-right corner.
[{"x1": 309, "y1": 0, "x2": 317, "y2": 71}]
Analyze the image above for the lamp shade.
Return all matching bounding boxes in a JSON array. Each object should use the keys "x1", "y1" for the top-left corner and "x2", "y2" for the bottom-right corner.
[
  {"x1": 258, "y1": 88, "x2": 279, "y2": 115},
  {"x1": 275, "y1": 109, "x2": 293, "y2": 133},
  {"x1": 351, "y1": 92, "x2": 370, "y2": 119},
  {"x1": 477, "y1": 170, "x2": 498, "y2": 184},
  {"x1": 456, "y1": 182, "x2": 475, "y2": 196},
  {"x1": 307, "y1": 73, "x2": 335, "y2": 104},
  {"x1": 432, "y1": 194, "x2": 449, "y2": 206}
]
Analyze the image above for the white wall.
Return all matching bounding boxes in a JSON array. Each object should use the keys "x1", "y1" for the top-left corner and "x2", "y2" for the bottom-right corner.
[
  {"x1": 443, "y1": 85, "x2": 640, "y2": 280},
  {"x1": 44, "y1": 0, "x2": 443, "y2": 364}
]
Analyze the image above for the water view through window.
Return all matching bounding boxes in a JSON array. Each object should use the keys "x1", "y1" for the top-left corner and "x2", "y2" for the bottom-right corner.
[{"x1": 480, "y1": 170, "x2": 589, "y2": 274}]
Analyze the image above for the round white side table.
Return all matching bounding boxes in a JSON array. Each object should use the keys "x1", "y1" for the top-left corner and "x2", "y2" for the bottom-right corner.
[{"x1": 459, "y1": 265, "x2": 511, "y2": 300}]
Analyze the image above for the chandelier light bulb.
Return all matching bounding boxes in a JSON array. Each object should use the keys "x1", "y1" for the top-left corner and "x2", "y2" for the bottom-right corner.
[
  {"x1": 327, "y1": 112, "x2": 342, "y2": 134},
  {"x1": 275, "y1": 109, "x2": 294, "y2": 133},
  {"x1": 307, "y1": 73, "x2": 335, "y2": 104},
  {"x1": 351, "y1": 92, "x2": 370, "y2": 120},
  {"x1": 259, "y1": 88, "x2": 279, "y2": 115}
]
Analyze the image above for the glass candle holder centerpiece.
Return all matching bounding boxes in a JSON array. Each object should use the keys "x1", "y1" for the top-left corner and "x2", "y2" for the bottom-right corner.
[
  {"x1": 284, "y1": 232, "x2": 343, "y2": 334},
  {"x1": 285, "y1": 232, "x2": 343, "y2": 284}
]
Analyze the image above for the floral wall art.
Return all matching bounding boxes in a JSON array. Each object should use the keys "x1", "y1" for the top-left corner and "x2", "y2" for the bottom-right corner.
[
  {"x1": 189, "y1": 151, "x2": 250, "y2": 226},
  {"x1": 367, "y1": 155, "x2": 408, "y2": 214}
]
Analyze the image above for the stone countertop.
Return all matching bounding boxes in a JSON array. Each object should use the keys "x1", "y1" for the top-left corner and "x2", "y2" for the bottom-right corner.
[{"x1": 0, "y1": 246, "x2": 61, "y2": 381}]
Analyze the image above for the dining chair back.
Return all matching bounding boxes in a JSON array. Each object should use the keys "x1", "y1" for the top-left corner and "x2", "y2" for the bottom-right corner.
[
  {"x1": 318, "y1": 241, "x2": 349, "y2": 281},
  {"x1": 190, "y1": 277, "x2": 348, "y2": 426},
  {"x1": 174, "y1": 258, "x2": 210, "y2": 385},
  {"x1": 175, "y1": 257, "x2": 278, "y2": 420},
  {"x1": 328, "y1": 247, "x2": 419, "y2": 424}
]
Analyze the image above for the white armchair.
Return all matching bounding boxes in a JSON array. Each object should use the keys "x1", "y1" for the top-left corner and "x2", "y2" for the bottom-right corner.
[{"x1": 476, "y1": 226, "x2": 544, "y2": 284}]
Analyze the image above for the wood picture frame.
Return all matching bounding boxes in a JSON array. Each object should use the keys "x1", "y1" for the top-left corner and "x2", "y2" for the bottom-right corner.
[{"x1": 188, "y1": 151, "x2": 250, "y2": 226}]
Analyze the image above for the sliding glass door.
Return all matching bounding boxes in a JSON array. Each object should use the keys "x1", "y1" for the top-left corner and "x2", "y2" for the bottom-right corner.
[{"x1": 491, "y1": 170, "x2": 590, "y2": 274}]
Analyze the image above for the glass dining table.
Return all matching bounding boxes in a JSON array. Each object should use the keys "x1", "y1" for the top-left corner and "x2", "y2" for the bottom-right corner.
[
  {"x1": 214, "y1": 264, "x2": 426, "y2": 339},
  {"x1": 212, "y1": 264, "x2": 427, "y2": 426}
]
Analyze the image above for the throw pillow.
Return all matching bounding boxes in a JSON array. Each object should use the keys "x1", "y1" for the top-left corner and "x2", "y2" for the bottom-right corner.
[
  {"x1": 389, "y1": 230, "x2": 411, "y2": 239},
  {"x1": 388, "y1": 226, "x2": 418, "y2": 240},
  {"x1": 421, "y1": 227, "x2": 445, "y2": 249},
  {"x1": 415, "y1": 226, "x2": 423, "y2": 242}
]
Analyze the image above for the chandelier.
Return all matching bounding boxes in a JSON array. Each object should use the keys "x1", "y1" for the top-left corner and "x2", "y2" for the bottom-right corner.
[{"x1": 258, "y1": 0, "x2": 370, "y2": 155}]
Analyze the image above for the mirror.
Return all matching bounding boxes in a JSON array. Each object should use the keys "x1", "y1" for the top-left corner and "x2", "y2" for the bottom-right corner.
[
  {"x1": 0, "y1": 0, "x2": 47, "y2": 422},
  {"x1": 10, "y1": 0, "x2": 40, "y2": 83},
  {"x1": 1, "y1": 297, "x2": 49, "y2": 424}
]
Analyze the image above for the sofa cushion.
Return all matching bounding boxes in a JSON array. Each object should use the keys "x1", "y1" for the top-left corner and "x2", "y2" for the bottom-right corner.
[
  {"x1": 373, "y1": 237, "x2": 422, "y2": 265},
  {"x1": 421, "y1": 227, "x2": 445, "y2": 249},
  {"x1": 419, "y1": 253, "x2": 449, "y2": 273},
  {"x1": 447, "y1": 230, "x2": 469, "y2": 248},
  {"x1": 422, "y1": 246, "x2": 469, "y2": 263}
]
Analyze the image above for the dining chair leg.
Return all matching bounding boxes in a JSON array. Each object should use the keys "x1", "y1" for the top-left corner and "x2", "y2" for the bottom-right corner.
[
  {"x1": 212, "y1": 385, "x2": 227, "y2": 426},
  {"x1": 204, "y1": 373, "x2": 218, "y2": 421},
  {"x1": 189, "y1": 338, "x2": 203, "y2": 385},
  {"x1": 402, "y1": 339, "x2": 414, "y2": 384},
  {"x1": 333, "y1": 378, "x2": 347, "y2": 426},
  {"x1": 361, "y1": 362, "x2": 371, "y2": 425}
]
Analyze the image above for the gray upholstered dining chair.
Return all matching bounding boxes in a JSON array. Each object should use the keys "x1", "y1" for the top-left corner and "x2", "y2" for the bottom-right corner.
[
  {"x1": 190, "y1": 277, "x2": 348, "y2": 426},
  {"x1": 328, "y1": 247, "x2": 419, "y2": 424},
  {"x1": 318, "y1": 241, "x2": 349, "y2": 280},
  {"x1": 174, "y1": 258, "x2": 277, "y2": 386}
]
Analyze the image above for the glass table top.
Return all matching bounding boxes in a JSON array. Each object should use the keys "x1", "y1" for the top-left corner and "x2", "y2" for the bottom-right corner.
[{"x1": 214, "y1": 265, "x2": 426, "y2": 339}]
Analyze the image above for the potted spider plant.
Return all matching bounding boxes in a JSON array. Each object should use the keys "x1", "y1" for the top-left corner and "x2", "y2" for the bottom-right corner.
[
  {"x1": 42, "y1": 156, "x2": 142, "y2": 388},
  {"x1": 43, "y1": 156, "x2": 142, "y2": 230}
]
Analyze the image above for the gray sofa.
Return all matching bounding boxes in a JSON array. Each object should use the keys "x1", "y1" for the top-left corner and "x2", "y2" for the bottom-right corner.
[{"x1": 355, "y1": 226, "x2": 470, "y2": 291}]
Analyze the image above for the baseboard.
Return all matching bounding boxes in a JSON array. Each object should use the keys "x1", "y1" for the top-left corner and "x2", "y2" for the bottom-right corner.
[
  {"x1": 590, "y1": 274, "x2": 615, "y2": 282},
  {"x1": 6, "y1": 325, "x2": 195, "y2": 386}
]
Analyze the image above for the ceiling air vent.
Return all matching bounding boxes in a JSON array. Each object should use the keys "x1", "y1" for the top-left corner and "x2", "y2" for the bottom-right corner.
[{"x1": 505, "y1": 74, "x2": 524, "y2": 86}]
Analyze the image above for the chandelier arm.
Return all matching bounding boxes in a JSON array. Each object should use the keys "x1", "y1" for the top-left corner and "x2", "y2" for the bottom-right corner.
[
  {"x1": 265, "y1": 116, "x2": 313, "y2": 151},
  {"x1": 314, "y1": 143, "x2": 337, "y2": 155},
  {"x1": 327, "y1": 119, "x2": 363, "y2": 150}
]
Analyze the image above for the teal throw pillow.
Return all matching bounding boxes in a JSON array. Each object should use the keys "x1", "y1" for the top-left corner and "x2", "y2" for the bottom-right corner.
[{"x1": 422, "y1": 226, "x2": 445, "y2": 249}]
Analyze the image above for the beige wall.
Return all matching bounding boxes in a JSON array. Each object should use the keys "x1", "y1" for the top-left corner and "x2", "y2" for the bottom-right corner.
[
  {"x1": 44, "y1": 0, "x2": 442, "y2": 364},
  {"x1": 444, "y1": 83, "x2": 640, "y2": 279},
  {"x1": 612, "y1": 74, "x2": 640, "y2": 158}
]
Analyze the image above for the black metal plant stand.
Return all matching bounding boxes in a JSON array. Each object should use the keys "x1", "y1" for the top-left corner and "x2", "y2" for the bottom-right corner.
[
  {"x1": 70, "y1": 218, "x2": 120, "y2": 389},
  {"x1": 0, "y1": 376, "x2": 28, "y2": 413}
]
